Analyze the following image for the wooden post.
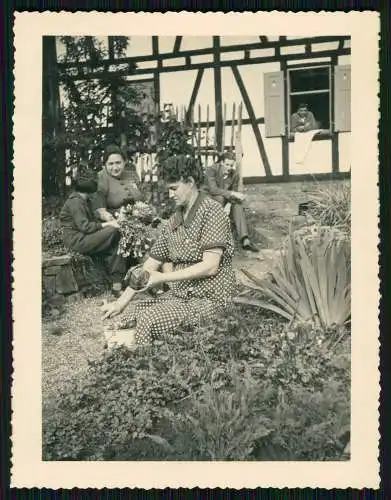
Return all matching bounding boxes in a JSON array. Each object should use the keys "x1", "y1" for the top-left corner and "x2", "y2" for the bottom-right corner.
[
  {"x1": 197, "y1": 104, "x2": 202, "y2": 158},
  {"x1": 186, "y1": 68, "x2": 204, "y2": 123},
  {"x1": 213, "y1": 36, "x2": 223, "y2": 152},
  {"x1": 331, "y1": 55, "x2": 339, "y2": 174},
  {"x1": 230, "y1": 102, "x2": 236, "y2": 150},
  {"x1": 236, "y1": 102, "x2": 243, "y2": 192},
  {"x1": 152, "y1": 36, "x2": 161, "y2": 121},
  {"x1": 190, "y1": 107, "x2": 195, "y2": 148},
  {"x1": 280, "y1": 59, "x2": 289, "y2": 179},
  {"x1": 205, "y1": 104, "x2": 210, "y2": 165},
  {"x1": 235, "y1": 130, "x2": 243, "y2": 193},
  {"x1": 42, "y1": 36, "x2": 66, "y2": 197},
  {"x1": 108, "y1": 36, "x2": 115, "y2": 59},
  {"x1": 232, "y1": 65, "x2": 272, "y2": 177},
  {"x1": 222, "y1": 102, "x2": 227, "y2": 152}
]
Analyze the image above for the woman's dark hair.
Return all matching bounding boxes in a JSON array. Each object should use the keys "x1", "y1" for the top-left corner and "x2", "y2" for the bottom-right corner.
[
  {"x1": 72, "y1": 164, "x2": 98, "y2": 194},
  {"x1": 298, "y1": 103, "x2": 309, "y2": 110},
  {"x1": 103, "y1": 144, "x2": 126, "y2": 165},
  {"x1": 162, "y1": 154, "x2": 204, "y2": 187}
]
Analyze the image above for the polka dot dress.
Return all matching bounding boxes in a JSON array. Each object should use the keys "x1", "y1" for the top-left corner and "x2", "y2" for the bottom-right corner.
[{"x1": 117, "y1": 192, "x2": 239, "y2": 346}]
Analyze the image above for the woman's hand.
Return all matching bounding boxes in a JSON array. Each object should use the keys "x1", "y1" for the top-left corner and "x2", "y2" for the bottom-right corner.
[
  {"x1": 101, "y1": 299, "x2": 125, "y2": 320},
  {"x1": 103, "y1": 220, "x2": 119, "y2": 229},
  {"x1": 230, "y1": 191, "x2": 246, "y2": 202},
  {"x1": 144, "y1": 270, "x2": 165, "y2": 290}
]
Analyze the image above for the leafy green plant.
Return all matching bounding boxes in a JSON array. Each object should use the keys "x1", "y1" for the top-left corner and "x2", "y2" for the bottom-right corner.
[
  {"x1": 258, "y1": 379, "x2": 350, "y2": 460},
  {"x1": 237, "y1": 226, "x2": 351, "y2": 329},
  {"x1": 42, "y1": 304, "x2": 350, "y2": 462},
  {"x1": 42, "y1": 216, "x2": 66, "y2": 256},
  {"x1": 43, "y1": 35, "x2": 157, "y2": 198},
  {"x1": 164, "y1": 365, "x2": 273, "y2": 461},
  {"x1": 156, "y1": 118, "x2": 195, "y2": 165},
  {"x1": 307, "y1": 181, "x2": 351, "y2": 233}
]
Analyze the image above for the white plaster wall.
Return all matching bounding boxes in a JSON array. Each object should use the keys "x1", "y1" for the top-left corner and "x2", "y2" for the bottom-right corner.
[
  {"x1": 289, "y1": 139, "x2": 332, "y2": 176},
  {"x1": 55, "y1": 37, "x2": 351, "y2": 178},
  {"x1": 338, "y1": 133, "x2": 351, "y2": 172}
]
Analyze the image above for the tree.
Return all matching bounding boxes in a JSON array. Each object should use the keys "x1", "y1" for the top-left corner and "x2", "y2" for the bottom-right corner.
[{"x1": 42, "y1": 36, "x2": 157, "y2": 199}]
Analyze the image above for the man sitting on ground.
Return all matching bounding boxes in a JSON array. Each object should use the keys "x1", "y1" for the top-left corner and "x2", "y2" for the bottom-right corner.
[{"x1": 203, "y1": 151, "x2": 258, "y2": 252}]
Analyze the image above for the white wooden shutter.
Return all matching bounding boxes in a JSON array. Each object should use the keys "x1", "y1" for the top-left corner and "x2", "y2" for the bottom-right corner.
[
  {"x1": 334, "y1": 65, "x2": 351, "y2": 132},
  {"x1": 264, "y1": 71, "x2": 286, "y2": 138}
]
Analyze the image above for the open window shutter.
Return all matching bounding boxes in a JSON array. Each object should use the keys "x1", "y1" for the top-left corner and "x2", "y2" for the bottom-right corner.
[
  {"x1": 264, "y1": 71, "x2": 285, "y2": 138},
  {"x1": 334, "y1": 65, "x2": 351, "y2": 132}
]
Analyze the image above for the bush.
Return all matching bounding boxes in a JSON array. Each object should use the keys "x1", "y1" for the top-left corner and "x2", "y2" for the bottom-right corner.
[
  {"x1": 43, "y1": 305, "x2": 350, "y2": 461},
  {"x1": 307, "y1": 181, "x2": 351, "y2": 233},
  {"x1": 239, "y1": 225, "x2": 351, "y2": 329},
  {"x1": 42, "y1": 216, "x2": 66, "y2": 256}
]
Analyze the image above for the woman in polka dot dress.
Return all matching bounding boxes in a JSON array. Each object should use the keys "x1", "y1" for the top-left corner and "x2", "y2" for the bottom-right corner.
[{"x1": 101, "y1": 155, "x2": 239, "y2": 350}]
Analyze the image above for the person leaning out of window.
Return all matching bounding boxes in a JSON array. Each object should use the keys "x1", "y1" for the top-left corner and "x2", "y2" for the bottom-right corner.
[
  {"x1": 290, "y1": 103, "x2": 317, "y2": 133},
  {"x1": 59, "y1": 164, "x2": 127, "y2": 297}
]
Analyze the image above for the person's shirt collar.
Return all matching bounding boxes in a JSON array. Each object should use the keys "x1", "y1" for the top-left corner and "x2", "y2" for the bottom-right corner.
[{"x1": 171, "y1": 191, "x2": 206, "y2": 230}]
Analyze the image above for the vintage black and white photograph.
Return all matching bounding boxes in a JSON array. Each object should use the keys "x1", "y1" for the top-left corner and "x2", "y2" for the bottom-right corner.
[
  {"x1": 12, "y1": 11, "x2": 379, "y2": 489},
  {"x1": 41, "y1": 33, "x2": 353, "y2": 462}
]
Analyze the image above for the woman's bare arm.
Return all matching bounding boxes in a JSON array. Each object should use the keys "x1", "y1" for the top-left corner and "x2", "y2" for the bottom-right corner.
[
  {"x1": 147, "y1": 249, "x2": 223, "y2": 290},
  {"x1": 101, "y1": 257, "x2": 163, "y2": 319},
  {"x1": 96, "y1": 207, "x2": 115, "y2": 222}
]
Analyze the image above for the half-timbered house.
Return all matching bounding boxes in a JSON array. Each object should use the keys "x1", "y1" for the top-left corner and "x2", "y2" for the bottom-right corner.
[{"x1": 51, "y1": 35, "x2": 351, "y2": 184}]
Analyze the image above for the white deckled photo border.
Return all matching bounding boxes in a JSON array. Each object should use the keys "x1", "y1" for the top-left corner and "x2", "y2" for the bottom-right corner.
[{"x1": 12, "y1": 10, "x2": 380, "y2": 489}]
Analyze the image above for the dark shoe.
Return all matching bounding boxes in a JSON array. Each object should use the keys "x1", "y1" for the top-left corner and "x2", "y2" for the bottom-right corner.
[{"x1": 241, "y1": 240, "x2": 259, "y2": 252}]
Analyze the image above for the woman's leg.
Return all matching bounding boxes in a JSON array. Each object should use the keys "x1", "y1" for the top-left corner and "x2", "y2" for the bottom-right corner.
[
  {"x1": 135, "y1": 299, "x2": 191, "y2": 345},
  {"x1": 73, "y1": 226, "x2": 120, "y2": 254},
  {"x1": 107, "y1": 296, "x2": 227, "y2": 350},
  {"x1": 135, "y1": 297, "x2": 226, "y2": 345}
]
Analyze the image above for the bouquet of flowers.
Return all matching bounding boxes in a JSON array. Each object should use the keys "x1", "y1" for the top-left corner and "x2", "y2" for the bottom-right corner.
[{"x1": 115, "y1": 201, "x2": 157, "y2": 259}]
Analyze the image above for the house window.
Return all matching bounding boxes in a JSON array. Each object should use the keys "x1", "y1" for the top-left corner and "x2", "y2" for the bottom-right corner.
[
  {"x1": 287, "y1": 65, "x2": 331, "y2": 133},
  {"x1": 264, "y1": 64, "x2": 350, "y2": 138}
]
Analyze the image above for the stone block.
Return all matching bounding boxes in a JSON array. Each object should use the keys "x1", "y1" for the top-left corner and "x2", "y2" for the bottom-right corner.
[
  {"x1": 43, "y1": 275, "x2": 56, "y2": 296},
  {"x1": 44, "y1": 265, "x2": 63, "y2": 276},
  {"x1": 55, "y1": 264, "x2": 79, "y2": 294},
  {"x1": 49, "y1": 293, "x2": 66, "y2": 307},
  {"x1": 42, "y1": 254, "x2": 72, "y2": 268}
]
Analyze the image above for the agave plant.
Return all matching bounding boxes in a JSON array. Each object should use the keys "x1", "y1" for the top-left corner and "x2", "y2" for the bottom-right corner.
[
  {"x1": 236, "y1": 226, "x2": 351, "y2": 329},
  {"x1": 307, "y1": 181, "x2": 351, "y2": 233}
]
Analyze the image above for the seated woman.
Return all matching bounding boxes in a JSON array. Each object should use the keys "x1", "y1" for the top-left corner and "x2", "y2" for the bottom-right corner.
[
  {"x1": 91, "y1": 144, "x2": 144, "y2": 222},
  {"x1": 59, "y1": 164, "x2": 127, "y2": 296},
  {"x1": 101, "y1": 155, "x2": 238, "y2": 350}
]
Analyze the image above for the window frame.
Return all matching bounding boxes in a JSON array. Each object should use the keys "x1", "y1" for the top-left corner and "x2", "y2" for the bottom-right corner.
[{"x1": 287, "y1": 64, "x2": 332, "y2": 137}]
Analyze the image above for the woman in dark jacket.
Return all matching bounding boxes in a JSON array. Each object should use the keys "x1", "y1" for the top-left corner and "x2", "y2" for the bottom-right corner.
[{"x1": 59, "y1": 165, "x2": 127, "y2": 296}]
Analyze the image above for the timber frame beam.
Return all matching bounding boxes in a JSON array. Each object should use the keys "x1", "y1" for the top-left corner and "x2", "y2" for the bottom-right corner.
[
  {"x1": 63, "y1": 47, "x2": 351, "y2": 80},
  {"x1": 186, "y1": 68, "x2": 204, "y2": 122},
  {"x1": 231, "y1": 65, "x2": 272, "y2": 177},
  {"x1": 59, "y1": 36, "x2": 349, "y2": 68},
  {"x1": 213, "y1": 36, "x2": 223, "y2": 152},
  {"x1": 58, "y1": 36, "x2": 351, "y2": 80}
]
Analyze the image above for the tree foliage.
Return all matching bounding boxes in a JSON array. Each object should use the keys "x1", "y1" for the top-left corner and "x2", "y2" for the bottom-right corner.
[{"x1": 42, "y1": 36, "x2": 158, "y2": 198}]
